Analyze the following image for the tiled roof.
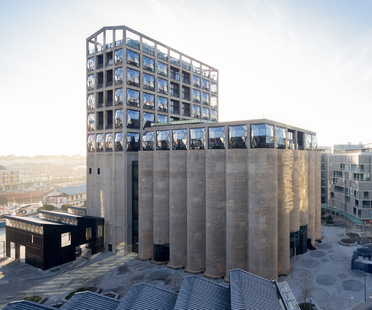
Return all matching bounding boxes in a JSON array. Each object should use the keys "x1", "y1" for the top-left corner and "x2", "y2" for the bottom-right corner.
[
  {"x1": 56, "y1": 185, "x2": 86, "y2": 196},
  {"x1": 61, "y1": 291, "x2": 120, "y2": 310},
  {"x1": 3, "y1": 300, "x2": 55, "y2": 310}
]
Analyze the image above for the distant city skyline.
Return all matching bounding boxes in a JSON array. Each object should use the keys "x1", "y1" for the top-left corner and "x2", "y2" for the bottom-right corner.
[{"x1": 1, "y1": 0, "x2": 372, "y2": 156}]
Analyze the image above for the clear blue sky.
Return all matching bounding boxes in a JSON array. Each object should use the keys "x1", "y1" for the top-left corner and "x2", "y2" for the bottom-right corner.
[{"x1": 1, "y1": 0, "x2": 372, "y2": 156}]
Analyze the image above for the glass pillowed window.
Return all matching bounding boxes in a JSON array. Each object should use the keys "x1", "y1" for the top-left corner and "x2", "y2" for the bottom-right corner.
[
  {"x1": 142, "y1": 131, "x2": 154, "y2": 150},
  {"x1": 114, "y1": 49, "x2": 123, "y2": 65},
  {"x1": 202, "y1": 79, "x2": 210, "y2": 91},
  {"x1": 276, "y1": 127, "x2": 286, "y2": 149},
  {"x1": 211, "y1": 71, "x2": 218, "y2": 81},
  {"x1": 305, "y1": 133, "x2": 312, "y2": 150},
  {"x1": 127, "y1": 89, "x2": 140, "y2": 107},
  {"x1": 190, "y1": 128, "x2": 206, "y2": 150},
  {"x1": 170, "y1": 100, "x2": 180, "y2": 114},
  {"x1": 105, "y1": 133, "x2": 113, "y2": 152},
  {"x1": 143, "y1": 56, "x2": 155, "y2": 72},
  {"x1": 157, "y1": 78, "x2": 168, "y2": 94},
  {"x1": 87, "y1": 57, "x2": 95, "y2": 71},
  {"x1": 114, "y1": 68, "x2": 123, "y2": 84},
  {"x1": 251, "y1": 124, "x2": 274, "y2": 148},
  {"x1": 173, "y1": 129, "x2": 187, "y2": 150},
  {"x1": 127, "y1": 132, "x2": 140, "y2": 151},
  {"x1": 127, "y1": 49, "x2": 140, "y2": 67},
  {"x1": 87, "y1": 74, "x2": 95, "y2": 90},
  {"x1": 211, "y1": 82, "x2": 218, "y2": 94},
  {"x1": 192, "y1": 75, "x2": 201, "y2": 88},
  {"x1": 127, "y1": 68, "x2": 140, "y2": 87},
  {"x1": 192, "y1": 62, "x2": 200, "y2": 74},
  {"x1": 202, "y1": 92, "x2": 209, "y2": 105},
  {"x1": 143, "y1": 112, "x2": 155, "y2": 128},
  {"x1": 115, "y1": 109, "x2": 123, "y2": 128},
  {"x1": 192, "y1": 89, "x2": 201, "y2": 103},
  {"x1": 157, "y1": 96, "x2": 168, "y2": 112},
  {"x1": 211, "y1": 110, "x2": 217, "y2": 121},
  {"x1": 229, "y1": 125, "x2": 247, "y2": 149},
  {"x1": 127, "y1": 109, "x2": 140, "y2": 129},
  {"x1": 211, "y1": 95, "x2": 217, "y2": 108},
  {"x1": 115, "y1": 133, "x2": 123, "y2": 151},
  {"x1": 202, "y1": 107, "x2": 209, "y2": 120},
  {"x1": 87, "y1": 135, "x2": 95, "y2": 152},
  {"x1": 143, "y1": 73, "x2": 155, "y2": 91},
  {"x1": 312, "y1": 135, "x2": 318, "y2": 150},
  {"x1": 87, "y1": 113, "x2": 95, "y2": 131},
  {"x1": 209, "y1": 127, "x2": 225, "y2": 149},
  {"x1": 192, "y1": 105, "x2": 201, "y2": 118},
  {"x1": 157, "y1": 62, "x2": 168, "y2": 77},
  {"x1": 115, "y1": 89, "x2": 123, "y2": 105},
  {"x1": 157, "y1": 130, "x2": 170, "y2": 150},
  {"x1": 96, "y1": 134, "x2": 104, "y2": 152},
  {"x1": 157, "y1": 114, "x2": 168, "y2": 123},
  {"x1": 143, "y1": 92, "x2": 155, "y2": 109},
  {"x1": 87, "y1": 94, "x2": 95, "y2": 109}
]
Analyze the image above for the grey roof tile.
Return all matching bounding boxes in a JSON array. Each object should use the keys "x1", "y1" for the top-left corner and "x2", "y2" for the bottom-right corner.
[
  {"x1": 61, "y1": 291, "x2": 120, "y2": 310},
  {"x1": 3, "y1": 300, "x2": 55, "y2": 310}
]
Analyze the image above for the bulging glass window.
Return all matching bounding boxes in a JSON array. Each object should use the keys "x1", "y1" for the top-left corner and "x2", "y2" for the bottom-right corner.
[
  {"x1": 127, "y1": 132, "x2": 140, "y2": 151},
  {"x1": 209, "y1": 127, "x2": 225, "y2": 149},
  {"x1": 192, "y1": 105, "x2": 201, "y2": 118},
  {"x1": 143, "y1": 56, "x2": 155, "y2": 72},
  {"x1": 190, "y1": 128, "x2": 206, "y2": 150},
  {"x1": 127, "y1": 109, "x2": 140, "y2": 129},
  {"x1": 251, "y1": 124, "x2": 274, "y2": 148},
  {"x1": 87, "y1": 74, "x2": 95, "y2": 90},
  {"x1": 173, "y1": 129, "x2": 187, "y2": 150},
  {"x1": 105, "y1": 133, "x2": 113, "y2": 152},
  {"x1": 114, "y1": 49, "x2": 123, "y2": 65},
  {"x1": 115, "y1": 89, "x2": 123, "y2": 105},
  {"x1": 202, "y1": 65, "x2": 209, "y2": 78},
  {"x1": 157, "y1": 114, "x2": 168, "y2": 123},
  {"x1": 143, "y1": 112, "x2": 155, "y2": 128},
  {"x1": 127, "y1": 68, "x2": 140, "y2": 87},
  {"x1": 96, "y1": 134, "x2": 104, "y2": 152},
  {"x1": 142, "y1": 131, "x2": 154, "y2": 150},
  {"x1": 127, "y1": 89, "x2": 140, "y2": 107},
  {"x1": 127, "y1": 49, "x2": 140, "y2": 67},
  {"x1": 211, "y1": 110, "x2": 218, "y2": 121},
  {"x1": 157, "y1": 130, "x2": 171, "y2": 150},
  {"x1": 229, "y1": 125, "x2": 247, "y2": 149},
  {"x1": 211, "y1": 70, "x2": 218, "y2": 82},
  {"x1": 157, "y1": 62, "x2": 168, "y2": 77},
  {"x1": 115, "y1": 133, "x2": 123, "y2": 151},
  {"x1": 276, "y1": 127, "x2": 286, "y2": 149},
  {"x1": 192, "y1": 75, "x2": 201, "y2": 88},
  {"x1": 202, "y1": 107, "x2": 210, "y2": 120},
  {"x1": 202, "y1": 92, "x2": 209, "y2": 105},
  {"x1": 157, "y1": 78, "x2": 168, "y2": 94},
  {"x1": 202, "y1": 79, "x2": 210, "y2": 91},
  {"x1": 87, "y1": 57, "x2": 95, "y2": 71},
  {"x1": 87, "y1": 113, "x2": 95, "y2": 131},
  {"x1": 115, "y1": 109, "x2": 123, "y2": 128},
  {"x1": 143, "y1": 73, "x2": 155, "y2": 90},
  {"x1": 87, "y1": 135, "x2": 95, "y2": 152},
  {"x1": 312, "y1": 135, "x2": 318, "y2": 150},
  {"x1": 157, "y1": 96, "x2": 168, "y2": 112},
  {"x1": 211, "y1": 95, "x2": 217, "y2": 108},
  {"x1": 143, "y1": 92, "x2": 155, "y2": 109},
  {"x1": 87, "y1": 94, "x2": 95, "y2": 109},
  {"x1": 211, "y1": 82, "x2": 218, "y2": 94},
  {"x1": 192, "y1": 89, "x2": 201, "y2": 103},
  {"x1": 305, "y1": 133, "x2": 312, "y2": 150},
  {"x1": 114, "y1": 68, "x2": 123, "y2": 84}
]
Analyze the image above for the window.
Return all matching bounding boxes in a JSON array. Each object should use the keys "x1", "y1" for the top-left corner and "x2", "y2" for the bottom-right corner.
[
  {"x1": 157, "y1": 130, "x2": 170, "y2": 150},
  {"x1": 87, "y1": 94, "x2": 95, "y2": 109},
  {"x1": 229, "y1": 125, "x2": 247, "y2": 149},
  {"x1": 211, "y1": 110, "x2": 218, "y2": 121},
  {"x1": 173, "y1": 129, "x2": 187, "y2": 150},
  {"x1": 312, "y1": 135, "x2": 318, "y2": 150},
  {"x1": 190, "y1": 128, "x2": 206, "y2": 150},
  {"x1": 192, "y1": 89, "x2": 201, "y2": 103},
  {"x1": 182, "y1": 56, "x2": 191, "y2": 70},
  {"x1": 127, "y1": 109, "x2": 140, "y2": 129},
  {"x1": 89, "y1": 168, "x2": 92, "y2": 174},
  {"x1": 127, "y1": 49, "x2": 140, "y2": 67},
  {"x1": 211, "y1": 95, "x2": 217, "y2": 108},
  {"x1": 276, "y1": 127, "x2": 286, "y2": 149},
  {"x1": 142, "y1": 38, "x2": 155, "y2": 56},
  {"x1": 114, "y1": 49, "x2": 123, "y2": 65},
  {"x1": 142, "y1": 131, "x2": 154, "y2": 150},
  {"x1": 87, "y1": 135, "x2": 95, "y2": 152},
  {"x1": 287, "y1": 130, "x2": 295, "y2": 149},
  {"x1": 143, "y1": 55, "x2": 155, "y2": 72},
  {"x1": 170, "y1": 67, "x2": 180, "y2": 81},
  {"x1": 202, "y1": 107, "x2": 209, "y2": 120},
  {"x1": 105, "y1": 133, "x2": 113, "y2": 152},
  {"x1": 251, "y1": 124, "x2": 274, "y2": 148},
  {"x1": 192, "y1": 105, "x2": 201, "y2": 118},
  {"x1": 143, "y1": 92, "x2": 155, "y2": 110},
  {"x1": 170, "y1": 82, "x2": 180, "y2": 97},
  {"x1": 143, "y1": 73, "x2": 155, "y2": 91},
  {"x1": 97, "y1": 225, "x2": 103, "y2": 238},
  {"x1": 157, "y1": 44, "x2": 168, "y2": 61},
  {"x1": 127, "y1": 132, "x2": 140, "y2": 151},
  {"x1": 87, "y1": 113, "x2": 95, "y2": 131},
  {"x1": 182, "y1": 103, "x2": 190, "y2": 116},
  {"x1": 209, "y1": 127, "x2": 225, "y2": 149},
  {"x1": 182, "y1": 71, "x2": 190, "y2": 84},
  {"x1": 182, "y1": 86, "x2": 190, "y2": 100},
  {"x1": 87, "y1": 57, "x2": 95, "y2": 71},
  {"x1": 61, "y1": 232, "x2": 71, "y2": 247},
  {"x1": 106, "y1": 110, "x2": 113, "y2": 129},
  {"x1": 127, "y1": 68, "x2": 140, "y2": 87},
  {"x1": 96, "y1": 134, "x2": 104, "y2": 152},
  {"x1": 305, "y1": 133, "x2": 312, "y2": 150},
  {"x1": 157, "y1": 96, "x2": 168, "y2": 112},
  {"x1": 143, "y1": 112, "x2": 155, "y2": 128},
  {"x1": 170, "y1": 100, "x2": 180, "y2": 114},
  {"x1": 192, "y1": 75, "x2": 201, "y2": 88},
  {"x1": 115, "y1": 89, "x2": 123, "y2": 105},
  {"x1": 115, "y1": 109, "x2": 123, "y2": 128},
  {"x1": 157, "y1": 78, "x2": 168, "y2": 94},
  {"x1": 170, "y1": 51, "x2": 180, "y2": 66},
  {"x1": 202, "y1": 92, "x2": 209, "y2": 105},
  {"x1": 192, "y1": 61, "x2": 200, "y2": 74},
  {"x1": 127, "y1": 88, "x2": 140, "y2": 107},
  {"x1": 202, "y1": 78, "x2": 210, "y2": 91},
  {"x1": 202, "y1": 65, "x2": 210, "y2": 78},
  {"x1": 87, "y1": 74, "x2": 95, "y2": 90},
  {"x1": 157, "y1": 114, "x2": 168, "y2": 123},
  {"x1": 115, "y1": 133, "x2": 123, "y2": 151},
  {"x1": 114, "y1": 68, "x2": 123, "y2": 84},
  {"x1": 157, "y1": 61, "x2": 168, "y2": 76},
  {"x1": 211, "y1": 82, "x2": 217, "y2": 94},
  {"x1": 126, "y1": 30, "x2": 140, "y2": 50},
  {"x1": 86, "y1": 227, "x2": 92, "y2": 241},
  {"x1": 211, "y1": 71, "x2": 218, "y2": 81}
]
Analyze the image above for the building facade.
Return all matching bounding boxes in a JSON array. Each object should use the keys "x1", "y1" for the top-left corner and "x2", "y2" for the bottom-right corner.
[
  {"x1": 137, "y1": 119, "x2": 320, "y2": 280},
  {"x1": 0, "y1": 166, "x2": 20, "y2": 191},
  {"x1": 86, "y1": 26, "x2": 219, "y2": 254},
  {"x1": 44, "y1": 185, "x2": 87, "y2": 208}
]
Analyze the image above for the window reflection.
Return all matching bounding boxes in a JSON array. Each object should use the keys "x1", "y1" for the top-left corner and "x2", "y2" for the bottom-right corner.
[
  {"x1": 211, "y1": 82, "x2": 217, "y2": 94},
  {"x1": 105, "y1": 133, "x2": 113, "y2": 152},
  {"x1": 143, "y1": 92, "x2": 155, "y2": 109},
  {"x1": 192, "y1": 75, "x2": 201, "y2": 88},
  {"x1": 157, "y1": 114, "x2": 168, "y2": 123},
  {"x1": 211, "y1": 95, "x2": 217, "y2": 108},
  {"x1": 173, "y1": 129, "x2": 187, "y2": 150},
  {"x1": 192, "y1": 89, "x2": 201, "y2": 103},
  {"x1": 305, "y1": 133, "x2": 312, "y2": 150},
  {"x1": 142, "y1": 131, "x2": 154, "y2": 150},
  {"x1": 87, "y1": 113, "x2": 95, "y2": 131},
  {"x1": 143, "y1": 73, "x2": 155, "y2": 90},
  {"x1": 143, "y1": 56, "x2": 155, "y2": 72},
  {"x1": 96, "y1": 134, "x2": 104, "y2": 152},
  {"x1": 114, "y1": 68, "x2": 123, "y2": 84},
  {"x1": 127, "y1": 49, "x2": 140, "y2": 67},
  {"x1": 287, "y1": 130, "x2": 295, "y2": 149},
  {"x1": 87, "y1": 74, "x2": 95, "y2": 90},
  {"x1": 115, "y1": 133, "x2": 123, "y2": 151},
  {"x1": 157, "y1": 130, "x2": 170, "y2": 150},
  {"x1": 127, "y1": 89, "x2": 140, "y2": 107},
  {"x1": 192, "y1": 105, "x2": 201, "y2": 118},
  {"x1": 115, "y1": 109, "x2": 123, "y2": 128},
  {"x1": 251, "y1": 124, "x2": 274, "y2": 148},
  {"x1": 87, "y1": 94, "x2": 95, "y2": 109},
  {"x1": 87, "y1": 58, "x2": 95, "y2": 71},
  {"x1": 157, "y1": 78, "x2": 168, "y2": 94},
  {"x1": 114, "y1": 49, "x2": 123, "y2": 65},
  {"x1": 211, "y1": 110, "x2": 217, "y2": 121},
  {"x1": 87, "y1": 135, "x2": 95, "y2": 152},
  {"x1": 127, "y1": 132, "x2": 140, "y2": 151},
  {"x1": 202, "y1": 107, "x2": 209, "y2": 120},
  {"x1": 143, "y1": 38, "x2": 155, "y2": 56},
  {"x1": 209, "y1": 127, "x2": 225, "y2": 149},
  {"x1": 202, "y1": 92, "x2": 209, "y2": 105},
  {"x1": 157, "y1": 62, "x2": 168, "y2": 77},
  {"x1": 143, "y1": 112, "x2": 155, "y2": 129},
  {"x1": 127, "y1": 68, "x2": 140, "y2": 87},
  {"x1": 312, "y1": 135, "x2": 318, "y2": 150},
  {"x1": 157, "y1": 96, "x2": 168, "y2": 112},
  {"x1": 115, "y1": 89, "x2": 123, "y2": 105},
  {"x1": 229, "y1": 125, "x2": 247, "y2": 149},
  {"x1": 202, "y1": 79, "x2": 209, "y2": 91},
  {"x1": 127, "y1": 109, "x2": 140, "y2": 129},
  {"x1": 170, "y1": 100, "x2": 180, "y2": 114},
  {"x1": 190, "y1": 128, "x2": 206, "y2": 150},
  {"x1": 157, "y1": 45, "x2": 168, "y2": 61},
  {"x1": 276, "y1": 127, "x2": 286, "y2": 149}
]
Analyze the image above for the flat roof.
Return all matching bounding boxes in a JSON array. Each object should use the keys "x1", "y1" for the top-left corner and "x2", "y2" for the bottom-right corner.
[{"x1": 5, "y1": 215, "x2": 66, "y2": 226}]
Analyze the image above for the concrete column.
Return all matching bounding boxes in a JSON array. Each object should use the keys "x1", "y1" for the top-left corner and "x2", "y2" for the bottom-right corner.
[
  {"x1": 204, "y1": 150, "x2": 226, "y2": 279},
  {"x1": 247, "y1": 149, "x2": 278, "y2": 280},
  {"x1": 277, "y1": 149, "x2": 292, "y2": 275},
  {"x1": 299, "y1": 151, "x2": 309, "y2": 227},
  {"x1": 138, "y1": 152, "x2": 154, "y2": 260},
  {"x1": 185, "y1": 151, "x2": 206, "y2": 274},
  {"x1": 290, "y1": 150, "x2": 300, "y2": 233},
  {"x1": 315, "y1": 152, "x2": 322, "y2": 240},
  {"x1": 307, "y1": 151, "x2": 316, "y2": 244},
  {"x1": 225, "y1": 150, "x2": 247, "y2": 281},
  {"x1": 168, "y1": 151, "x2": 187, "y2": 269}
]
